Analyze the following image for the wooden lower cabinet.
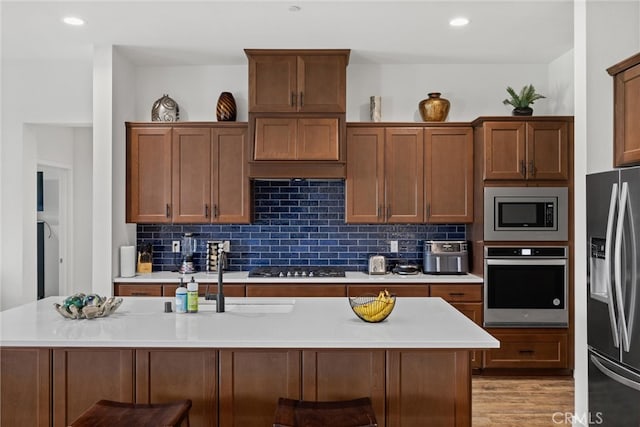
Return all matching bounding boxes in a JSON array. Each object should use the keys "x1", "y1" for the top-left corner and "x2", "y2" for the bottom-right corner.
[
  {"x1": 114, "y1": 283, "x2": 163, "y2": 296},
  {"x1": 387, "y1": 350, "x2": 470, "y2": 427},
  {"x1": 219, "y1": 349, "x2": 301, "y2": 427},
  {"x1": 0, "y1": 348, "x2": 51, "y2": 427},
  {"x1": 347, "y1": 284, "x2": 429, "y2": 297},
  {"x1": 136, "y1": 349, "x2": 217, "y2": 427},
  {"x1": 52, "y1": 348, "x2": 134, "y2": 426},
  {"x1": 484, "y1": 329, "x2": 569, "y2": 369},
  {"x1": 163, "y1": 283, "x2": 246, "y2": 298},
  {"x1": 431, "y1": 284, "x2": 483, "y2": 370},
  {"x1": 302, "y1": 350, "x2": 386, "y2": 424},
  {"x1": 245, "y1": 284, "x2": 346, "y2": 297}
]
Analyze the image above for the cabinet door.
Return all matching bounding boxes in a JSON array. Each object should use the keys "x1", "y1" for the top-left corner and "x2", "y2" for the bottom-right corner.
[
  {"x1": 136, "y1": 349, "x2": 217, "y2": 427},
  {"x1": 387, "y1": 350, "x2": 471, "y2": 427},
  {"x1": 483, "y1": 121, "x2": 527, "y2": 180},
  {"x1": 53, "y1": 349, "x2": 134, "y2": 426},
  {"x1": 346, "y1": 127, "x2": 385, "y2": 223},
  {"x1": 449, "y1": 302, "x2": 483, "y2": 369},
  {"x1": 1, "y1": 348, "x2": 51, "y2": 427},
  {"x1": 248, "y1": 55, "x2": 297, "y2": 113},
  {"x1": 213, "y1": 126, "x2": 250, "y2": 223},
  {"x1": 127, "y1": 127, "x2": 172, "y2": 223},
  {"x1": 254, "y1": 118, "x2": 297, "y2": 160},
  {"x1": 172, "y1": 127, "x2": 211, "y2": 223},
  {"x1": 297, "y1": 55, "x2": 347, "y2": 113},
  {"x1": 425, "y1": 127, "x2": 473, "y2": 223},
  {"x1": 613, "y1": 62, "x2": 640, "y2": 166},
  {"x1": 526, "y1": 121, "x2": 569, "y2": 180},
  {"x1": 385, "y1": 128, "x2": 424, "y2": 223},
  {"x1": 297, "y1": 118, "x2": 340, "y2": 160},
  {"x1": 114, "y1": 284, "x2": 163, "y2": 296},
  {"x1": 219, "y1": 349, "x2": 301, "y2": 427},
  {"x1": 302, "y1": 350, "x2": 385, "y2": 425}
]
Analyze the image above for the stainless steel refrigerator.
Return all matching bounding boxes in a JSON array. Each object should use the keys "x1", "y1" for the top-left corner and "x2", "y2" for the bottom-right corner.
[{"x1": 587, "y1": 166, "x2": 640, "y2": 425}]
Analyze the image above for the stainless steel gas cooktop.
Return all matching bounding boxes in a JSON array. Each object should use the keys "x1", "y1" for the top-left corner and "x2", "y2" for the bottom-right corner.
[{"x1": 248, "y1": 266, "x2": 346, "y2": 278}]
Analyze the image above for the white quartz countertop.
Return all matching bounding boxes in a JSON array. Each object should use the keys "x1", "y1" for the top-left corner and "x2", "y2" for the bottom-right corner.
[
  {"x1": 0, "y1": 296, "x2": 498, "y2": 349},
  {"x1": 114, "y1": 271, "x2": 483, "y2": 284}
]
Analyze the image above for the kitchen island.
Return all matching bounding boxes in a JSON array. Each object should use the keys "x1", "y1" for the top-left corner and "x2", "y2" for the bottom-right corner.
[{"x1": 0, "y1": 296, "x2": 498, "y2": 427}]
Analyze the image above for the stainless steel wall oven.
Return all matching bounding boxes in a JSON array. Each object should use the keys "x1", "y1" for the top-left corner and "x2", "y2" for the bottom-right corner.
[{"x1": 484, "y1": 246, "x2": 568, "y2": 327}]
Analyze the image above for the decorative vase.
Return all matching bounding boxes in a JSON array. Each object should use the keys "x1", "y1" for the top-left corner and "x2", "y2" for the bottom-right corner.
[
  {"x1": 512, "y1": 106, "x2": 533, "y2": 116},
  {"x1": 216, "y1": 92, "x2": 237, "y2": 121},
  {"x1": 419, "y1": 92, "x2": 450, "y2": 122},
  {"x1": 151, "y1": 94, "x2": 179, "y2": 122},
  {"x1": 370, "y1": 96, "x2": 382, "y2": 122}
]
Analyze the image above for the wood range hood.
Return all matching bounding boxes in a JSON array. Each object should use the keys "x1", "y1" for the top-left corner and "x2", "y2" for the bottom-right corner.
[{"x1": 248, "y1": 160, "x2": 346, "y2": 180}]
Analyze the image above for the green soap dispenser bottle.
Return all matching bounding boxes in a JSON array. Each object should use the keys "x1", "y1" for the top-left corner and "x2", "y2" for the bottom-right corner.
[{"x1": 187, "y1": 277, "x2": 199, "y2": 313}]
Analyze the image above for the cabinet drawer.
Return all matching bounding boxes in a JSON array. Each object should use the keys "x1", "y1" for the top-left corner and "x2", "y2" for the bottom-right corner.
[
  {"x1": 347, "y1": 284, "x2": 429, "y2": 297},
  {"x1": 430, "y1": 284, "x2": 482, "y2": 302},
  {"x1": 484, "y1": 332, "x2": 568, "y2": 369},
  {"x1": 163, "y1": 284, "x2": 245, "y2": 297},
  {"x1": 246, "y1": 285, "x2": 345, "y2": 297},
  {"x1": 114, "y1": 284, "x2": 162, "y2": 297}
]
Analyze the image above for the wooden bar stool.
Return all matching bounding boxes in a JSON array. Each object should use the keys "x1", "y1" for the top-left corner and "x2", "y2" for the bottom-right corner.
[
  {"x1": 68, "y1": 399, "x2": 192, "y2": 427},
  {"x1": 273, "y1": 397, "x2": 377, "y2": 427}
]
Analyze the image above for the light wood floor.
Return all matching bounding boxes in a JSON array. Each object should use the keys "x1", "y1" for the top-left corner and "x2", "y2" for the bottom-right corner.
[{"x1": 472, "y1": 376, "x2": 575, "y2": 427}]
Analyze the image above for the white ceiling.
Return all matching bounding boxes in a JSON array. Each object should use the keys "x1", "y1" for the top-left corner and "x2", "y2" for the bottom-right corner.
[{"x1": 1, "y1": 0, "x2": 574, "y2": 66}]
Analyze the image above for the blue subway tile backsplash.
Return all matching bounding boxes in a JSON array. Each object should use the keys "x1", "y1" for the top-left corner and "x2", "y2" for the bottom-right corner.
[{"x1": 137, "y1": 180, "x2": 466, "y2": 272}]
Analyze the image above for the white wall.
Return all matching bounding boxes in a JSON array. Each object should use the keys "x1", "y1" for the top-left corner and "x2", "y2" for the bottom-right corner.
[
  {"x1": 548, "y1": 49, "x2": 575, "y2": 115},
  {"x1": 134, "y1": 65, "x2": 248, "y2": 122},
  {"x1": 112, "y1": 48, "x2": 137, "y2": 278},
  {"x1": 1, "y1": 59, "x2": 92, "y2": 310}
]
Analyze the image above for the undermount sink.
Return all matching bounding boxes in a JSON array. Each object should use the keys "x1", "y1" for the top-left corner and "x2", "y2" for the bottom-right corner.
[{"x1": 199, "y1": 299, "x2": 295, "y2": 314}]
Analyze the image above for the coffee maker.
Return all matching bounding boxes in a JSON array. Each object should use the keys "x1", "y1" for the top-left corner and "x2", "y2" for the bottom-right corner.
[{"x1": 179, "y1": 233, "x2": 197, "y2": 274}]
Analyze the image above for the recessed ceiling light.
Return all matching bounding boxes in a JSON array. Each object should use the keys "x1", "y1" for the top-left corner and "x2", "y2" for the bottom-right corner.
[
  {"x1": 288, "y1": 5, "x2": 301, "y2": 12},
  {"x1": 63, "y1": 16, "x2": 85, "y2": 26},
  {"x1": 449, "y1": 17, "x2": 470, "y2": 27}
]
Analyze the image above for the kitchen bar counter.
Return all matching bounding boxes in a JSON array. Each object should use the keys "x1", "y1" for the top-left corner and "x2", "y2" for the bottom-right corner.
[
  {"x1": 113, "y1": 270, "x2": 483, "y2": 284},
  {"x1": 1, "y1": 296, "x2": 496, "y2": 426},
  {"x1": 0, "y1": 296, "x2": 497, "y2": 349}
]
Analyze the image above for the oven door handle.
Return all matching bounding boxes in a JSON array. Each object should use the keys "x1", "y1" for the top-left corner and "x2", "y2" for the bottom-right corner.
[
  {"x1": 485, "y1": 259, "x2": 567, "y2": 266},
  {"x1": 615, "y1": 182, "x2": 631, "y2": 351}
]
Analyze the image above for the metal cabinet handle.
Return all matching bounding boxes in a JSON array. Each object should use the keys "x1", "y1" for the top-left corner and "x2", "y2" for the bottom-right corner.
[
  {"x1": 377, "y1": 205, "x2": 382, "y2": 219},
  {"x1": 518, "y1": 349, "x2": 535, "y2": 355},
  {"x1": 426, "y1": 203, "x2": 431, "y2": 219},
  {"x1": 520, "y1": 160, "x2": 526, "y2": 177},
  {"x1": 449, "y1": 292, "x2": 465, "y2": 297},
  {"x1": 291, "y1": 92, "x2": 296, "y2": 107},
  {"x1": 386, "y1": 205, "x2": 391, "y2": 221},
  {"x1": 205, "y1": 204, "x2": 209, "y2": 218},
  {"x1": 213, "y1": 205, "x2": 218, "y2": 218},
  {"x1": 528, "y1": 160, "x2": 535, "y2": 177},
  {"x1": 131, "y1": 292, "x2": 148, "y2": 296},
  {"x1": 166, "y1": 204, "x2": 171, "y2": 218}
]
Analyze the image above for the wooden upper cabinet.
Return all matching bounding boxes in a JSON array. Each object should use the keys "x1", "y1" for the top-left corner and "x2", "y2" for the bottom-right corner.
[
  {"x1": 214, "y1": 126, "x2": 250, "y2": 223},
  {"x1": 246, "y1": 49, "x2": 349, "y2": 113},
  {"x1": 346, "y1": 126, "x2": 423, "y2": 224},
  {"x1": 385, "y1": 128, "x2": 424, "y2": 223},
  {"x1": 424, "y1": 127, "x2": 473, "y2": 223},
  {"x1": 172, "y1": 127, "x2": 211, "y2": 223},
  {"x1": 482, "y1": 120, "x2": 569, "y2": 181},
  {"x1": 127, "y1": 127, "x2": 172, "y2": 223},
  {"x1": 346, "y1": 127, "x2": 385, "y2": 223},
  {"x1": 126, "y1": 123, "x2": 250, "y2": 224},
  {"x1": 254, "y1": 117, "x2": 339, "y2": 161},
  {"x1": 608, "y1": 52, "x2": 640, "y2": 167}
]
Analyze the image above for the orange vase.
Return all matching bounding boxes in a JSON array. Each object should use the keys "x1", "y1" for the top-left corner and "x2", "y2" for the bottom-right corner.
[{"x1": 419, "y1": 92, "x2": 450, "y2": 122}]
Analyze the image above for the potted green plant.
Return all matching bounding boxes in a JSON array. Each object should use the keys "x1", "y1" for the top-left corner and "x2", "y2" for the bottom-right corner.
[{"x1": 502, "y1": 84, "x2": 546, "y2": 116}]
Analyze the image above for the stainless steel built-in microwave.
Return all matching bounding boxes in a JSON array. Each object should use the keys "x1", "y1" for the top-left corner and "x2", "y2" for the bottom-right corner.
[{"x1": 484, "y1": 187, "x2": 568, "y2": 241}]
